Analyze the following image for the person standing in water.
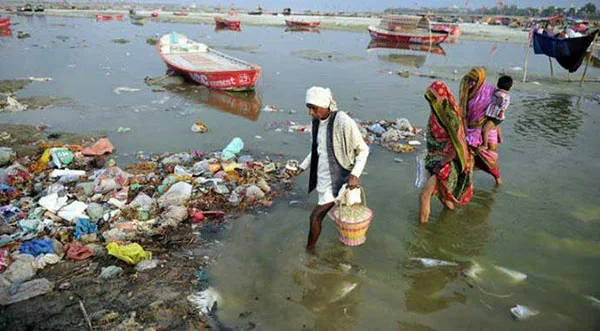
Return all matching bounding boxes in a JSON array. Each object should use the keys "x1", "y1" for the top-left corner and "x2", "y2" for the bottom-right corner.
[
  {"x1": 288, "y1": 86, "x2": 369, "y2": 250},
  {"x1": 419, "y1": 81, "x2": 474, "y2": 223}
]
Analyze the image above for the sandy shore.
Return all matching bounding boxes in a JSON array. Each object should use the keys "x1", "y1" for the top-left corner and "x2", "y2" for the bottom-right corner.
[{"x1": 2, "y1": 9, "x2": 530, "y2": 44}]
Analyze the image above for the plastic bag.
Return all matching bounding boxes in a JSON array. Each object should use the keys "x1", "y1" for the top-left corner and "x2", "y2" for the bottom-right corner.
[
  {"x1": 81, "y1": 138, "x2": 114, "y2": 156},
  {"x1": 99, "y1": 265, "x2": 123, "y2": 279},
  {"x1": 1, "y1": 278, "x2": 54, "y2": 306},
  {"x1": 106, "y1": 242, "x2": 152, "y2": 265},
  {"x1": 335, "y1": 185, "x2": 362, "y2": 205},
  {"x1": 415, "y1": 150, "x2": 428, "y2": 189},
  {"x1": 19, "y1": 238, "x2": 55, "y2": 256},
  {"x1": 73, "y1": 217, "x2": 98, "y2": 241},
  {"x1": 158, "y1": 182, "x2": 192, "y2": 208},
  {"x1": 64, "y1": 242, "x2": 93, "y2": 260},
  {"x1": 58, "y1": 201, "x2": 88, "y2": 222},
  {"x1": 39, "y1": 193, "x2": 68, "y2": 214},
  {"x1": 221, "y1": 137, "x2": 244, "y2": 161},
  {"x1": 50, "y1": 148, "x2": 74, "y2": 168}
]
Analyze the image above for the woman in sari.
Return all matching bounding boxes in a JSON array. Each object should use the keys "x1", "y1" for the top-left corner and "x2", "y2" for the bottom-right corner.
[
  {"x1": 459, "y1": 67, "x2": 502, "y2": 185},
  {"x1": 419, "y1": 81, "x2": 473, "y2": 223}
]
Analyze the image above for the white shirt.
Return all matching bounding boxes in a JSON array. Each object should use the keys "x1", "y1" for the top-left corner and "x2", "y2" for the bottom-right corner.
[{"x1": 299, "y1": 113, "x2": 369, "y2": 204}]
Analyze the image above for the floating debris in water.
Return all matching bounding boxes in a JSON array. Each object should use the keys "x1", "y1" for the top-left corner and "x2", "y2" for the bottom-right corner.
[
  {"x1": 146, "y1": 37, "x2": 158, "y2": 45},
  {"x1": 584, "y1": 295, "x2": 600, "y2": 309},
  {"x1": 187, "y1": 287, "x2": 222, "y2": 315},
  {"x1": 494, "y1": 266, "x2": 527, "y2": 283},
  {"x1": 410, "y1": 257, "x2": 458, "y2": 268},
  {"x1": 17, "y1": 32, "x2": 31, "y2": 39},
  {"x1": 510, "y1": 304, "x2": 539, "y2": 320},
  {"x1": 262, "y1": 105, "x2": 282, "y2": 112},
  {"x1": 113, "y1": 87, "x2": 141, "y2": 94},
  {"x1": 117, "y1": 126, "x2": 131, "y2": 133},
  {"x1": 28, "y1": 77, "x2": 53, "y2": 82},
  {"x1": 465, "y1": 262, "x2": 484, "y2": 280},
  {"x1": 112, "y1": 38, "x2": 130, "y2": 44}
]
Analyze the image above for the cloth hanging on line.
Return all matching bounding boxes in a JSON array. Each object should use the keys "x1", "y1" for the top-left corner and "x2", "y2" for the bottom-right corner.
[{"x1": 532, "y1": 30, "x2": 598, "y2": 73}]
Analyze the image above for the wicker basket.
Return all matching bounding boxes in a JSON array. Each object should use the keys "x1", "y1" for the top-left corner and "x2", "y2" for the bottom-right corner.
[{"x1": 329, "y1": 187, "x2": 374, "y2": 246}]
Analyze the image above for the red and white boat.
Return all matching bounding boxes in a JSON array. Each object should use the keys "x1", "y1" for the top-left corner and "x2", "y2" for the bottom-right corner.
[
  {"x1": 0, "y1": 16, "x2": 11, "y2": 29},
  {"x1": 151, "y1": 11, "x2": 159, "y2": 18},
  {"x1": 215, "y1": 16, "x2": 241, "y2": 29},
  {"x1": 157, "y1": 32, "x2": 261, "y2": 91},
  {"x1": 368, "y1": 25, "x2": 449, "y2": 45},
  {"x1": 285, "y1": 19, "x2": 320, "y2": 28},
  {"x1": 95, "y1": 14, "x2": 124, "y2": 21}
]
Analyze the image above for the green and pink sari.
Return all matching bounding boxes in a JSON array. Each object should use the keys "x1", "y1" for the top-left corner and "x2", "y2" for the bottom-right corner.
[
  {"x1": 459, "y1": 67, "x2": 501, "y2": 180},
  {"x1": 424, "y1": 81, "x2": 473, "y2": 206}
]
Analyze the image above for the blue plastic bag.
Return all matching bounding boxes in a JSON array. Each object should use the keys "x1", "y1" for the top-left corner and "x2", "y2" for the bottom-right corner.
[
  {"x1": 221, "y1": 137, "x2": 244, "y2": 161},
  {"x1": 74, "y1": 217, "x2": 98, "y2": 241},
  {"x1": 19, "y1": 238, "x2": 55, "y2": 256}
]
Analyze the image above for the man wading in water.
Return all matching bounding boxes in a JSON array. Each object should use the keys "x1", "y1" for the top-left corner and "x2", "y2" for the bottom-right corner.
[{"x1": 288, "y1": 87, "x2": 369, "y2": 250}]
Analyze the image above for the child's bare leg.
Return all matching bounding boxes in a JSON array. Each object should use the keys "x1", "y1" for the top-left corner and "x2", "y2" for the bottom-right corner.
[
  {"x1": 481, "y1": 120, "x2": 495, "y2": 149},
  {"x1": 419, "y1": 175, "x2": 437, "y2": 224}
]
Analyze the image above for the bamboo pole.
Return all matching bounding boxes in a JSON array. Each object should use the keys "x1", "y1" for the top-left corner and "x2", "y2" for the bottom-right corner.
[
  {"x1": 580, "y1": 33, "x2": 599, "y2": 86},
  {"x1": 549, "y1": 57, "x2": 554, "y2": 77},
  {"x1": 522, "y1": 33, "x2": 531, "y2": 82}
]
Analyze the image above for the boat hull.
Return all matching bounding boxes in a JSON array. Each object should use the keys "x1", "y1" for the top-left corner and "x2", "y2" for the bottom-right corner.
[
  {"x1": 0, "y1": 18, "x2": 10, "y2": 29},
  {"x1": 157, "y1": 36, "x2": 261, "y2": 91},
  {"x1": 215, "y1": 17, "x2": 241, "y2": 29},
  {"x1": 285, "y1": 20, "x2": 320, "y2": 27},
  {"x1": 368, "y1": 26, "x2": 448, "y2": 44},
  {"x1": 96, "y1": 14, "x2": 124, "y2": 21}
]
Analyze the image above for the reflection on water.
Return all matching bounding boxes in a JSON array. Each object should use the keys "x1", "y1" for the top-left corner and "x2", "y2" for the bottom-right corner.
[
  {"x1": 162, "y1": 83, "x2": 263, "y2": 121},
  {"x1": 367, "y1": 39, "x2": 446, "y2": 56},
  {"x1": 367, "y1": 40, "x2": 446, "y2": 68},
  {"x1": 292, "y1": 243, "x2": 362, "y2": 330},
  {"x1": 515, "y1": 94, "x2": 584, "y2": 148},
  {"x1": 403, "y1": 190, "x2": 494, "y2": 313},
  {"x1": 0, "y1": 28, "x2": 11, "y2": 37},
  {"x1": 215, "y1": 26, "x2": 241, "y2": 33},
  {"x1": 285, "y1": 27, "x2": 321, "y2": 34}
]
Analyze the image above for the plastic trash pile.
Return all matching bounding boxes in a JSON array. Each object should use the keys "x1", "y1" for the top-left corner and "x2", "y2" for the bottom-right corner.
[
  {"x1": 359, "y1": 118, "x2": 423, "y2": 154},
  {"x1": 0, "y1": 135, "x2": 294, "y2": 306}
]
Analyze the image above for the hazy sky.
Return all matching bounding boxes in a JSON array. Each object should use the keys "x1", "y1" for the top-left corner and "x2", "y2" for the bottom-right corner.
[{"x1": 191, "y1": 0, "x2": 593, "y2": 11}]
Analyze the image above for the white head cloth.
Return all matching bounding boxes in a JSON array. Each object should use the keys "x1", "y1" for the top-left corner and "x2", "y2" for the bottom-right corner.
[{"x1": 305, "y1": 86, "x2": 338, "y2": 111}]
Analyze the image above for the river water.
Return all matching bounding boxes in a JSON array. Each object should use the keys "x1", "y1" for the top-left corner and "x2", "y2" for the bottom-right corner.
[{"x1": 1, "y1": 15, "x2": 600, "y2": 330}]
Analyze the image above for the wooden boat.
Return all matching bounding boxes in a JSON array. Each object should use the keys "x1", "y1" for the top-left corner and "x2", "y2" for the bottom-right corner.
[
  {"x1": 215, "y1": 16, "x2": 241, "y2": 29},
  {"x1": 34, "y1": 4, "x2": 44, "y2": 12},
  {"x1": 157, "y1": 32, "x2": 261, "y2": 91},
  {"x1": 0, "y1": 16, "x2": 11, "y2": 29},
  {"x1": 173, "y1": 11, "x2": 188, "y2": 16},
  {"x1": 368, "y1": 25, "x2": 448, "y2": 44},
  {"x1": 285, "y1": 20, "x2": 320, "y2": 28},
  {"x1": 367, "y1": 39, "x2": 446, "y2": 56},
  {"x1": 95, "y1": 14, "x2": 124, "y2": 21}
]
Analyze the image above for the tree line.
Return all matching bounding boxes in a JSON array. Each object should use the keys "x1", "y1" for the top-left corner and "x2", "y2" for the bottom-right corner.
[{"x1": 385, "y1": 2, "x2": 598, "y2": 20}]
